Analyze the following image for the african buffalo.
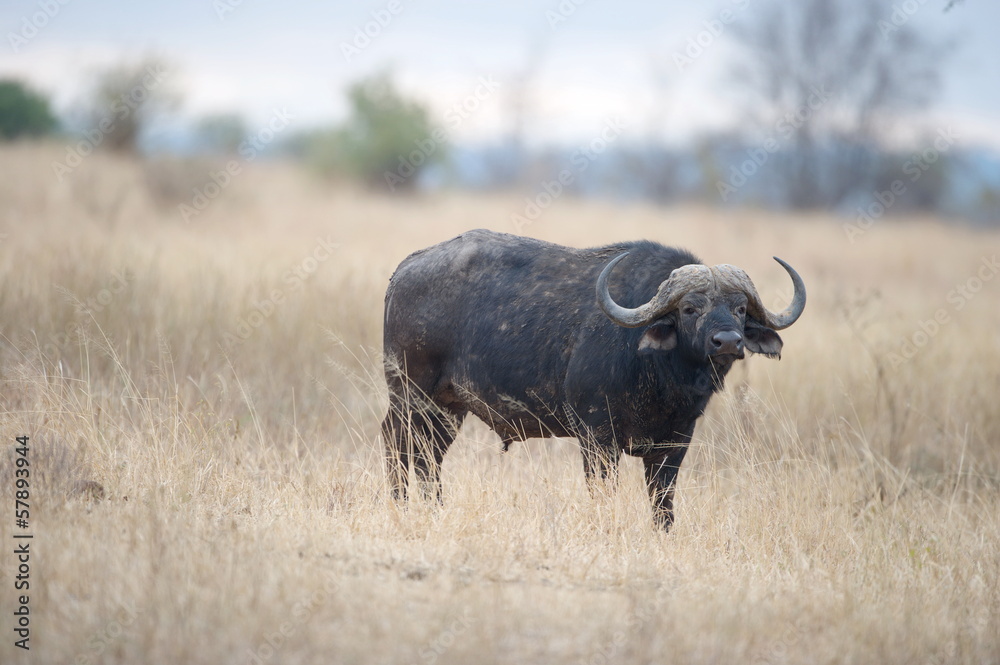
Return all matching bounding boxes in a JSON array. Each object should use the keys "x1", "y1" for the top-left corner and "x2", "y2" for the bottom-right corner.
[{"x1": 380, "y1": 229, "x2": 805, "y2": 530}]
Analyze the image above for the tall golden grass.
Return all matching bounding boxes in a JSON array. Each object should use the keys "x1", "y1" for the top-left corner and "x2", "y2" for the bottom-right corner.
[{"x1": 1, "y1": 143, "x2": 998, "y2": 664}]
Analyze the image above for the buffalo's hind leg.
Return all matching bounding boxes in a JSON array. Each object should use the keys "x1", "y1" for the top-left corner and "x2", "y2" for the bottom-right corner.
[
  {"x1": 412, "y1": 408, "x2": 465, "y2": 502},
  {"x1": 382, "y1": 358, "x2": 424, "y2": 502},
  {"x1": 381, "y1": 399, "x2": 412, "y2": 501},
  {"x1": 381, "y1": 385, "x2": 465, "y2": 503}
]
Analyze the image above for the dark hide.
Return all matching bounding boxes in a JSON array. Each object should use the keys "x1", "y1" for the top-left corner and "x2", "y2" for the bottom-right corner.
[{"x1": 380, "y1": 229, "x2": 786, "y2": 530}]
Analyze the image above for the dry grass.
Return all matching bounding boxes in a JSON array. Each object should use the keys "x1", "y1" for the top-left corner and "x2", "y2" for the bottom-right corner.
[{"x1": 1, "y1": 142, "x2": 998, "y2": 664}]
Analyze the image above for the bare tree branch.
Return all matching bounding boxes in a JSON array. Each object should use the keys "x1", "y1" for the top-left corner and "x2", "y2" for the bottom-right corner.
[{"x1": 725, "y1": 0, "x2": 949, "y2": 208}]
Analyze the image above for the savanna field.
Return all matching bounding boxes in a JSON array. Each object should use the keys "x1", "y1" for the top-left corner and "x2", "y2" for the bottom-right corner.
[{"x1": 1, "y1": 142, "x2": 999, "y2": 664}]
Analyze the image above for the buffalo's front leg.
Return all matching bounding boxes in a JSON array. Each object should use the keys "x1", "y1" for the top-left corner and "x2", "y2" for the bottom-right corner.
[
  {"x1": 643, "y1": 445, "x2": 689, "y2": 531},
  {"x1": 578, "y1": 429, "x2": 621, "y2": 495}
]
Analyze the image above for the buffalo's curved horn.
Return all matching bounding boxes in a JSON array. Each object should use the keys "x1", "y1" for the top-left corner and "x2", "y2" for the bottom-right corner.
[
  {"x1": 598, "y1": 253, "x2": 806, "y2": 331},
  {"x1": 596, "y1": 253, "x2": 698, "y2": 328},
  {"x1": 734, "y1": 257, "x2": 806, "y2": 330},
  {"x1": 766, "y1": 257, "x2": 806, "y2": 329}
]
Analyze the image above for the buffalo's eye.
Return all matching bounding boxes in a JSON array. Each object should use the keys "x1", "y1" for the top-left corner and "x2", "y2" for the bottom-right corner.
[
  {"x1": 682, "y1": 306, "x2": 698, "y2": 317},
  {"x1": 735, "y1": 305, "x2": 746, "y2": 316}
]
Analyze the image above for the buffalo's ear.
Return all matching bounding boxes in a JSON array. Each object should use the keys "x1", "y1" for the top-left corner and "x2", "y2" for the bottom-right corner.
[
  {"x1": 638, "y1": 321, "x2": 677, "y2": 355},
  {"x1": 744, "y1": 319, "x2": 783, "y2": 359}
]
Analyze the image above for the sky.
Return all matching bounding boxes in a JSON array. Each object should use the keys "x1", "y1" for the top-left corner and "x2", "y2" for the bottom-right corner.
[{"x1": 2, "y1": 0, "x2": 999, "y2": 149}]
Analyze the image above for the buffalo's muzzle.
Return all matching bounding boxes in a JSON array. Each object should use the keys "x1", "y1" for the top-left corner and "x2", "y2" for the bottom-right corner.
[{"x1": 710, "y1": 330, "x2": 744, "y2": 357}]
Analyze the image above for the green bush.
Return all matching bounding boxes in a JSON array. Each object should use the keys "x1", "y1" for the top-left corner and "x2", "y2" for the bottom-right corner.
[
  {"x1": 0, "y1": 80, "x2": 58, "y2": 140},
  {"x1": 306, "y1": 72, "x2": 441, "y2": 191}
]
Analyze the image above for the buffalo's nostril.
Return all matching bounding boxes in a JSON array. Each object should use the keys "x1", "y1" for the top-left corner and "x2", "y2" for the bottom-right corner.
[{"x1": 711, "y1": 331, "x2": 743, "y2": 355}]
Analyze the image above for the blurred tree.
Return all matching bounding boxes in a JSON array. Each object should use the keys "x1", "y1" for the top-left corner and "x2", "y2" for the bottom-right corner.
[
  {"x1": 85, "y1": 57, "x2": 179, "y2": 154},
  {"x1": 869, "y1": 145, "x2": 951, "y2": 213},
  {"x1": 0, "y1": 80, "x2": 58, "y2": 140},
  {"x1": 486, "y1": 36, "x2": 549, "y2": 189},
  {"x1": 306, "y1": 71, "x2": 440, "y2": 191},
  {"x1": 725, "y1": 0, "x2": 949, "y2": 209},
  {"x1": 196, "y1": 113, "x2": 248, "y2": 154},
  {"x1": 975, "y1": 185, "x2": 1000, "y2": 227}
]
